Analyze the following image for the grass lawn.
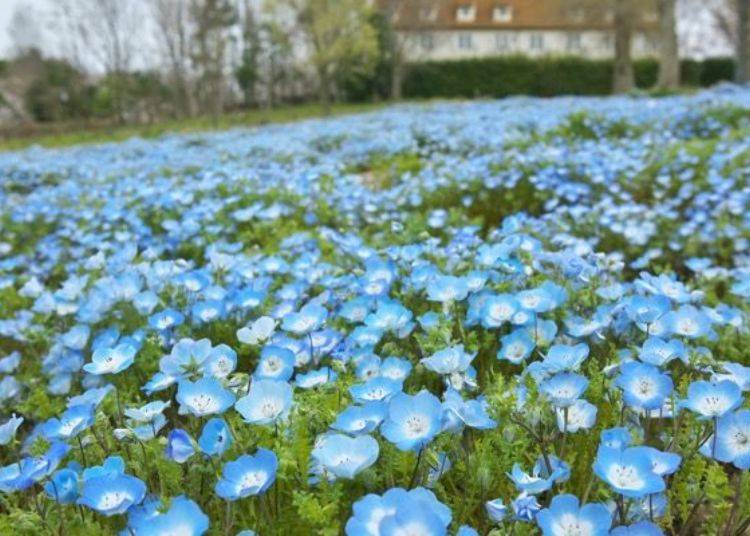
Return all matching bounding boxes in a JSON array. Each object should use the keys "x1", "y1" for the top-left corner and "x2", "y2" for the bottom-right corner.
[{"x1": 0, "y1": 101, "x2": 389, "y2": 152}]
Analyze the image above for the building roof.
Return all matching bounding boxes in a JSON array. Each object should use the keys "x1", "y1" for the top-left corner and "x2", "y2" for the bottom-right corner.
[{"x1": 385, "y1": 0, "x2": 657, "y2": 32}]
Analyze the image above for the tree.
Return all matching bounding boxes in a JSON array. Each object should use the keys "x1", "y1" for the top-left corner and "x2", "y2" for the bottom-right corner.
[
  {"x1": 656, "y1": 0, "x2": 680, "y2": 89},
  {"x1": 150, "y1": 0, "x2": 197, "y2": 117},
  {"x1": 235, "y1": 0, "x2": 262, "y2": 108},
  {"x1": 189, "y1": 0, "x2": 238, "y2": 118},
  {"x1": 739, "y1": 0, "x2": 750, "y2": 83},
  {"x1": 613, "y1": 0, "x2": 635, "y2": 93},
  {"x1": 285, "y1": 0, "x2": 379, "y2": 113},
  {"x1": 380, "y1": 0, "x2": 435, "y2": 100}
]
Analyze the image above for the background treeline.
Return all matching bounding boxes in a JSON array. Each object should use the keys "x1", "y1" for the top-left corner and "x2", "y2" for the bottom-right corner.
[{"x1": 0, "y1": 0, "x2": 748, "y2": 128}]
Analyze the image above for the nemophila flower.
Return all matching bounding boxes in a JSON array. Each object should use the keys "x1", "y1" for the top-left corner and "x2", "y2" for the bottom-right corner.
[
  {"x1": 198, "y1": 418, "x2": 233, "y2": 457},
  {"x1": 417, "y1": 311, "x2": 441, "y2": 330},
  {"x1": 556, "y1": 399, "x2": 597, "y2": 432},
  {"x1": 426, "y1": 275, "x2": 469, "y2": 303},
  {"x1": 382, "y1": 390, "x2": 443, "y2": 451},
  {"x1": 133, "y1": 290, "x2": 159, "y2": 315},
  {"x1": 680, "y1": 380, "x2": 742, "y2": 419},
  {"x1": 149, "y1": 308, "x2": 185, "y2": 331},
  {"x1": 508, "y1": 462, "x2": 561, "y2": 495},
  {"x1": 0, "y1": 442, "x2": 69, "y2": 492},
  {"x1": 331, "y1": 401, "x2": 387, "y2": 435},
  {"x1": 176, "y1": 377, "x2": 236, "y2": 417},
  {"x1": 349, "y1": 377, "x2": 403, "y2": 404},
  {"x1": 497, "y1": 329, "x2": 535, "y2": 364},
  {"x1": 62, "y1": 324, "x2": 90, "y2": 351},
  {"x1": 345, "y1": 487, "x2": 451, "y2": 536},
  {"x1": 630, "y1": 493, "x2": 668, "y2": 521},
  {"x1": 349, "y1": 326, "x2": 384, "y2": 347},
  {"x1": 296, "y1": 367, "x2": 337, "y2": 389},
  {"x1": 78, "y1": 473, "x2": 147, "y2": 516},
  {"x1": 601, "y1": 427, "x2": 632, "y2": 450},
  {"x1": 624, "y1": 295, "x2": 670, "y2": 325},
  {"x1": 614, "y1": 362, "x2": 673, "y2": 411},
  {"x1": 165, "y1": 429, "x2": 196, "y2": 463},
  {"x1": 83, "y1": 342, "x2": 137, "y2": 375},
  {"x1": 281, "y1": 303, "x2": 327, "y2": 334},
  {"x1": 485, "y1": 498, "x2": 508, "y2": 523},
  {"x1": 0, "y1": 351, "x2": 20, "y2": 374},
  {"x1": 479, "y1": 293, "x2": 520, "y2": 328},
  {"x1": 517, "y1": 282, "x2": 566, "y2": 313},
  {"x1": 542, "y1": 343, "x2": 590, "y2": 373},
  {"x1": 44, "y1": 466, "x2": 80, "y2": 504},
  {"x1": 426, "y1": 452, "x2": 451, "y2": 487},
  {"x1": 160, "y1": 338, "x2": 213, "y2": 379},
  {"x1": 379, "y1": 356, "x2": 412, "y2": 382},
  {"x1": 215, "y1": 449, "x2": 277, "y2": 500},
  {"x1": 421, "y1": 345, "x2": 475, "y2": 376},
  {"x1": 131, "y1": 495, "x2": 209, "y2": 536},
  {"x1": 535, "y1": 494, "x2": 611, "y2": 536},
  {"x1": 703, "y1": 409, "x2": 750, "y2": 469},
  {"x1": 663, "y1": 305, "x2": 714, "y2": 339},
  {"x1": 311, "y1": 433, "x2": 379, "y2": 479},
  {"x1": 82, "y1": 455, "x2": 126, "y2": 479},
  {"x1": 0, "y1": 414, "x2": 23, "y2": 445},
  {"x1": 639, "y1": 337, "x2": 687, "y2": 367},
  {"x1": 41, "y1": 403, "x2": 95, "y2": 441},
  {"x1": 202, "y1": 344, "x2": 237, "y2": 378},
  {"x1": 253, "y1": 345, "x2": 295, "y2": 381},
  {"x1": 191, "y1": 299, "x2": 225, "y2": 324},
  {"x1": 609, "y1": 520, "x2": 664, "y2": 536},
  {"x1": 364, "y1": 300, "x2": 413, "y2": 335},
  {"x1": 235, "y1": 379, "x2": 293, "y2": 425},
  {"x1": 125, "y1": 400, "x2": 171, "y2": 423},
  {"x1": 441, "y1": 389, "x2": 497, "y2": 432},
  {"x1": 712, "y1": 362, "x2": 750, "y2": 391},
  {"x1": 628, "y1": 446, "x2": 681, "y2": 477},
  {"x1": 512, "y1": 492, "x2": 541, "y2": 522},
  {"x1": 540, "y1": 373, "x2": 589, "y2": 408},
  {"x1": 593, "y1": 446, "x2": 665, "y2": 498},
  {"x1": 237, "y1": 316, "x2": 276, "y2": 345}
]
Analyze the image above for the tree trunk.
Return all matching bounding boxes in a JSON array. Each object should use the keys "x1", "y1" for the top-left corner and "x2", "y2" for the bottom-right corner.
[
  {"x1": 657, "y1": 0, "x2": 679, "y2": 89},
  {"x1": 613, "y1": 0, "x2": 635, "y2": 93},
  {"x1": 391, "y1": 58, "x2": 404, "y2": 100},
  {"x1": 319, "y1": 68, "x2": 332, "y2": 115},
  {"x1": 738, "y1": 0, "x2": 750, "y2": 83}
]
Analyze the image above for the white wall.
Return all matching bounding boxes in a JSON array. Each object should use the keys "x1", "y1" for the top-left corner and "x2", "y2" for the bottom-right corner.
[{"x1": 404, "y1": 30, "x2": 661, "y2": 62}]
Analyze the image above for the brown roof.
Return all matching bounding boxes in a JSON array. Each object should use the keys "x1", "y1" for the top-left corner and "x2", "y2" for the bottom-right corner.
[{"x1": 382, "y1": 0, "x2": 657, "y2": 32}]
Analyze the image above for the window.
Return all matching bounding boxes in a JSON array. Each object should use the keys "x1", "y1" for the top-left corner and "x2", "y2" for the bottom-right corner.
[
  {"x1": 420, "y1": 33, "x2": 435, "y2": 51},
  {"x1": 419, "y1": 6, "x2": 438, "y2": 22},
  {"x1": 566, "y1": 32, "x2": 582, "y2": 52},
  {"x1": 492, "y1": 5, "x2": 513, "y2": 23},
  {"x1": 456, "y1": 4, "x2": 476, "y2": 23},
  {"x1": 530, "y1": 33, "x2": 544, "y2": 50},
  {"x1": 495, "y1": 33, "x2": 511, "y2": 51},
  {"x1": 458, "y1": 32, "x2": 473, "y2": 49}
]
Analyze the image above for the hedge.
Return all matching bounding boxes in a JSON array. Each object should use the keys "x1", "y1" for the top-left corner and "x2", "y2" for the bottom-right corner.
[{"x1": 402, "y1": 56, "x2": 736, "y2": 99}]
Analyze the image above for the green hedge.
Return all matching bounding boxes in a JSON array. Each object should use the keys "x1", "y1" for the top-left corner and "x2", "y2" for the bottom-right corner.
[{"x1": 402, "y1": 56, "x2": 736, "y2": 99}]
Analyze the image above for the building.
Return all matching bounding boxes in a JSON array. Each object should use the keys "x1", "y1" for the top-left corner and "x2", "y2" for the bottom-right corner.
[{"x1": 389, "y1": 0, "x2": 660, "y2": 62}]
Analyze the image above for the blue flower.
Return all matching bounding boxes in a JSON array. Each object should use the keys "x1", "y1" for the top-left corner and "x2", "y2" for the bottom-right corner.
[
  {"x1": 540, "y1": 373, "x2": 589, "y2": 408},
  {"x1": 681, "y1": 380, "x2": 742, "y2": 419},
  {"x1": 512, "y1": 492, "x2": 541, "y2": 522},
  {"x1": 44, "y1": 467, "x2": 80, "y2": 504},
  {"x1": 281, "y1": 303, "x2": 327, "y2": 334},
  {"x1": 237, "y1": 316, "x2": 277, "y2": 345},
  {"x1": 253, "y1": 345, "x2": 295, "y2": 381},
  {"x1": 176, "y1": 377, "x2": 236, "y2": 417},
  {"x1": 165, "y1": 429, "x2": 196, "y2": 464},
  {"x1": 235, "y1": 379, "x2": 293, "y2": 425},
  {"x1": 426, "y1": 275, "x2": 469, "y2": 303},
  {"x1": 421, "y1": 345, "x2": 475, "y2": 376},
  {"x1": 311, "y1": 433, "x2": 379, "y2": 479},
  {"x1": 41, "y1": 403, "x2": 95, "y2": 441},
  {"x1": 497, "y1": 329, "x2": 535, "y2": 364},
  {"x1": 704, "y1": 409, "x2": 750, "y2": 469},
  {"x1": 485, "y1": 498, "x2": 508, "y2": 523},
  {"x1": 349, "y1": 377, "x2": 403, "y2": 404},
  {"x1": 198, "y1": 418, "x2": 233, "y2": 457},
  {"x1": 593, "y1": 446, "x2": 665, "y2": 498},
  {"x1": 331, "y1": 401, "x2": 387, "y2": 435},
  {"x1": 639, "y1": 337, "x2": 687, "y2": 366},
  {"x1": 382, "y1": 390, "x2": 443, "y2": 451},
  {"x1": 215, "y1": 449, "x2": 277, "y2": 500},
  {"x1": 0, "y1": 414, "x2": 23, "y2": 445},
  {"x1": 131, "y1": 495, "x2": 209, "y2": 536},
  {"x1": 83, "y1": 342, "x2": 137, "y2": 375},
  {"x1": 345, "y1": 487, "x2": 451, "y2": 536},
  {"x1": 536, "y1": 494, "x2": 611, "y2": 536},
  {"x1": 663, "y1": 305, "x2": 714, "y2": 339},
  {"x1": 556, "y1": 399, "x2": 597, "y2": 432},
  {"x1": 441, "y1": 389, "x2": 496, "y2": 432},
  {"x1": 609, "y1": 521, "x2": 664, "y2": 536},
  {"x1": 615, "y1": 362, "x2": 673, "y2": 411},
  {"x1": 78, "y1": 473, "x2": 147, "y2": 516}
]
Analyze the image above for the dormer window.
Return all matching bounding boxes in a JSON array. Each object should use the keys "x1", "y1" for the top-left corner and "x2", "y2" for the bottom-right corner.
[
  {"x1": 456, "y1": 4, "x2": 476, "y2": 23},
  {"x1": 493, "y1": 5, "x2": 513, "y2": 23},
  {"x1": 419, "y1": 6, "x2": 438, "y2": 22}
]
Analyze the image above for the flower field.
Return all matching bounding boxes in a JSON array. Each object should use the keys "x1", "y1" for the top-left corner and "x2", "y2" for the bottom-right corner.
[{"x1": 1, "y1": 86, "x2": 750, "y2": 535}]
